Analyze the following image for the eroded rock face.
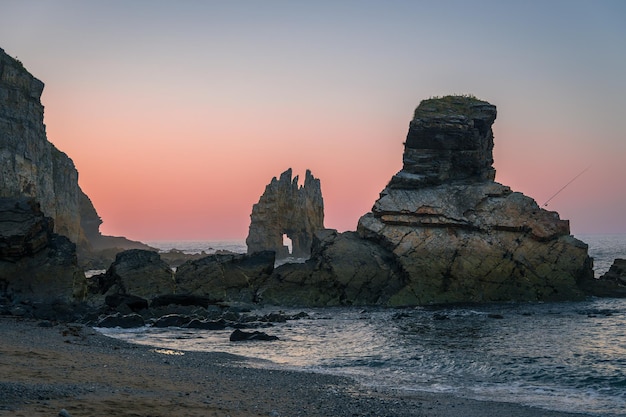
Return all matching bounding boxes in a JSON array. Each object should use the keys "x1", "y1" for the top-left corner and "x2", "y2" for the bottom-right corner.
[
  {"x1": 357, "y1": 95, "x2": 593, "y2": 304},
  {"x1": 0, "y1": 47, "x2": 148, "y2": 260},
  {"x1": 246, "y1": 169, "x2": 324, "y2": 258},
  {"x1": 260, "y1": 231, "x2": 405, "y2": 306},
  {"x1": 97, "y1": 249, "x2": 175, "y2": 300},
  {"x1": 389, "y1": 96, "x2": 497, "y2": 188},
  {"x1": 176, "y1": 251, "x2": 275, "y2": 303},
  {"x1": 0, "y1": 197, "x2": 86, "y2": 302}
]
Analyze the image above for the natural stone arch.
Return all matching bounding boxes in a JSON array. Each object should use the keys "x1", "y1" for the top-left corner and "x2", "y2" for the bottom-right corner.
[{"x1": 246, "y1": 168, "x2": 324, "y2": 259}]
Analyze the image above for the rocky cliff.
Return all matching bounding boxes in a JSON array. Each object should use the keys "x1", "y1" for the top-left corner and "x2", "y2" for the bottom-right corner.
[
  {"x1": 0, "y1": 47, "x2": 147, "y2": 258},
  {"x1": 246, "y1": 168, "x2": 325, "y2": 258}
]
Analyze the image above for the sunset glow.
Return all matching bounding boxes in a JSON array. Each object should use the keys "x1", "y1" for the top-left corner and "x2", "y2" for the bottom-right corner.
[{"x1": 1, "y1": 1, "x2": 624, "y2": 240}]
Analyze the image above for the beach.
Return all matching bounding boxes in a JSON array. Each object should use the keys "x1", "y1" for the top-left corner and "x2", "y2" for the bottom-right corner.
[{"x1": 0, "y1": 316, "x2": 593, "y2": 417}]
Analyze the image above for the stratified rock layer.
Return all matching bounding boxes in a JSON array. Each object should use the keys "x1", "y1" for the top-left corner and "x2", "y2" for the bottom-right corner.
[
  {"x1": 246, "y1": 169, "x2": 324, "y2": 258},
  {"x1": 0, "y1": 197, "x2": 86, "y2": 302}
]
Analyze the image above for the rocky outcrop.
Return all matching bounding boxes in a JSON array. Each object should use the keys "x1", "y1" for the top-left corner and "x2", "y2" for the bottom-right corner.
[
  {"x1": 580, "y1": 259, "x2": 626, "y2": 297},
  {"x1": 0, "y1": 47, "x2": 149, "y2": 260},
  {"x1": 260, "y1": 231, "x2": 405, "y2": 306},
  {"x1": 95, "y1": 249, "x2": 175, "y2": 300},
  {"x1": 0, "y1": 197, "x2": 86, "y2": 302},
  {"x1": 246, "y1": 169, "x2": 325, "y2": 258},
  {"x1": 356, "y1": 95, "x2": 594, "y2": 305},
  {"x1": 253, "y1": 96, "x2": 593, "y2": 307},
  {"x1": 176, "y1": 251, "x2": 275, "y2": 303}
]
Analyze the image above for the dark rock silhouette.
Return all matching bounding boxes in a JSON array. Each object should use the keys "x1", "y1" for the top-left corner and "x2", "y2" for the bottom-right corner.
[
  {"x1": 176, "y1": 251, "x2": 275, "y2": 303},
  {"x1": 0, "y1": 197, "x2": 86, "y2": 303},
  {"x1": 246, "y1": 169, "x2": 324, "y2": 258},
  {"x1": 580, "y1": 259, "x2": 626, "y2": 297}
]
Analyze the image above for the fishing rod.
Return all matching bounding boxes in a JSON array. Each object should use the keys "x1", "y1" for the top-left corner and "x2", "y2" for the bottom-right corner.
[{"x1": 543, "y1": 165, "x2": 591, "y2": 207}]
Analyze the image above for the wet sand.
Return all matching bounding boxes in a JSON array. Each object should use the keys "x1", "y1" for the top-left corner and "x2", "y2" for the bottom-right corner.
[{"x1": 0, "y1": 316, "x2": 592, "y2": 417}]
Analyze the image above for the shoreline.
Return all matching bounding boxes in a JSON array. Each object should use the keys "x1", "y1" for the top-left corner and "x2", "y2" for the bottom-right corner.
[{"x1": 0, "y1": 316, "x2": 593, "y2": 417}]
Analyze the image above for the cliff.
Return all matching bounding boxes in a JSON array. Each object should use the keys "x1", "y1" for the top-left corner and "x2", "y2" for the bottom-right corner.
[{"x1": 0, "y1": 47, "x2": 147, "y2": 258}]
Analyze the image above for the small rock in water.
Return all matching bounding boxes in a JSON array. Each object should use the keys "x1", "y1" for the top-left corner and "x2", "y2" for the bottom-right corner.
[
  {"x1": 59, "y1": 409, "x2": 72, "y2": 417},
  {"x1": 229, "y1": 329, "x2": 279, "y2": 342}
]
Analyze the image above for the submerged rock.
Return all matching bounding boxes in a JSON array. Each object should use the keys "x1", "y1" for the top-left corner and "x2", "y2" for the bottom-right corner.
[
  {"x1": 229, "y1": 329, "x2": 279, "y2": 342},
  {"x1": 246, "y1": 169, "x2": 325, "y2": 258}
]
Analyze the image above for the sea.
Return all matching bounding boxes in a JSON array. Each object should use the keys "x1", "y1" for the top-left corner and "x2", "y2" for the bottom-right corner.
[{"x1": 97, "y1": 233, "x2": 626, "y2": 416}]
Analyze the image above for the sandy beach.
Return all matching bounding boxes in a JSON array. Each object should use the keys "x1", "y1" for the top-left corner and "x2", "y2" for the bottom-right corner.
[{"x1": 0, "y1": 316, "x2": 595, "y2": 417}]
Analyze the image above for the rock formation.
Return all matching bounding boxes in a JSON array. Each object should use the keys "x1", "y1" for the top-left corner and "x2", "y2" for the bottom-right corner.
[
  {"x1": 95, "y1": 249, "x2": 175, "y2": 300},
  {"x1": 176, "y1": 251, "x2": 275, "y2": 303},
  {"x1": 260, "y1": 230, "x2": 405, "y2": 306},
  {"x1": 246, "y1": 168, "x2": 324, "y2": 258},
  {"x1": 580, "y1": 259, "x2": 626, "y2": 297},
  {"x1": 357, "y1": 95, "x2": 594, "y2": 305},
  {"x1": 253, "y1": 96, "x2": 595, "y2": 307},
  {"x1": 0, "y1": 47, "x2": 148, "y2": 260},
  {"x1": 0, "y1": 197, "x2": 86, "y2": 302}
]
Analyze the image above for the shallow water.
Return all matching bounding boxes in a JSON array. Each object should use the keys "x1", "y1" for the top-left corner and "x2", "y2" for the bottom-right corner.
[{"x1": 99, "y1": 234, "x2": 626, "y2": 416}]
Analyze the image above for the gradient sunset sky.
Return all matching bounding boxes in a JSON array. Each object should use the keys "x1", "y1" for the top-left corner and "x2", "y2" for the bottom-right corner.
[{"x1": 1, "y1": 1, "x2": 625, "y2": 241}]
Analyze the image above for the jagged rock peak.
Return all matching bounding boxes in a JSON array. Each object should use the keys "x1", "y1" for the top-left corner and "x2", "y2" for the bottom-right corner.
[
  {"x1": 389, "y1": 95, "x2": 497, "y2": 189},
  {"x1": 246, "y1": 168, "x2": 324, "y2": 259}
]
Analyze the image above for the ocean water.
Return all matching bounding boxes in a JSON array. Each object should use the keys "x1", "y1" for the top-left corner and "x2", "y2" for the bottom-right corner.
[{"x1": 99, "y1": 233, "x2": 626, "y2": 416}]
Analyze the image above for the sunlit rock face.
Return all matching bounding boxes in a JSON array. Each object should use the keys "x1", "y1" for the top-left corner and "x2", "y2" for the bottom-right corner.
[
  {"x1": 246, "y1": 168, "x2": 325, "y2": 259},
  {"x1": 357, "y1": 95, "x2": 594, "y2": 305}
]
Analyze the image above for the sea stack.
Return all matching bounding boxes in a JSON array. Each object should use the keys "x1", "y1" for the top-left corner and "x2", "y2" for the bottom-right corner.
[
  {"x1": 357, "y1": 95, "x2": 594, "y2": 305},
  {"x1": 246, "y1": 168, "x2": 325, "y2": 259}
]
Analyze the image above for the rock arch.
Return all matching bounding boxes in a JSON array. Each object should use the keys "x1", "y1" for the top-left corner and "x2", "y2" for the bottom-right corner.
[{"x1": 246, "y1": 169, "x2": 324, "y2": 259}]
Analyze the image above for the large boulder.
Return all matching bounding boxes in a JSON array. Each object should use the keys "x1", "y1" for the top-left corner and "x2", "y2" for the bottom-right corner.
[
  {"x1": 246, "y1": 169, "x2": 325, "y2": 258},
  {"x1": 357, "y1": 95, "x2": 593, "y2": 304},
  {"x1": 176, "y1": 251, "x2": 275, "y2": 302},
  {"x1": 97, "y1": 249, "x2": 175, "y2": 299},
  {"x1": 261, "y1": 231, "x2": 405, "y2": 306},
  {"x1": 0, "y1": 197, "x2": 86, "y2": 302}
]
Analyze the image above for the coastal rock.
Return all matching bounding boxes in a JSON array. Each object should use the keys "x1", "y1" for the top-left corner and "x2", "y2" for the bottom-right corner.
[
  {"x1": 0, "y1": 47, "x2": 150, "y2": 263},
  {"x1": 356, "y1": 96, "x2": 593, "y2": 305},
  {"x1": 96, "y1": 312, "x2": 145, "y2": 328},
  {"x1": 229, "y1": 328, "x2": 279, "y2": 342},
  {"x1": 0, "y1": 197, "x2": 86, "y2": 302},
  {"x1": 246, "y1": 169, "x2": 325, "y2": 258},
  {"x1": 97, "y1": 249, "x2": 175, "y2": 300},
  {"x1": 258, "y1": 96, "x2": 593, "y2": 307},
  {"x1": 579, "y1": 259, "x2": 626, "y2": 297},
  {"x1": 261, "y1": 231, "x2": 405, "y2": 306},
  {"x1": 176, "y1": 251, "x2": 275, "y2": 303}
]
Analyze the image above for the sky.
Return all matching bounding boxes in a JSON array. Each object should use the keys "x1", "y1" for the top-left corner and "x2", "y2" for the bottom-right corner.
[{"x1": 1, "y1": 0, "x2": 625, "y2": 241}]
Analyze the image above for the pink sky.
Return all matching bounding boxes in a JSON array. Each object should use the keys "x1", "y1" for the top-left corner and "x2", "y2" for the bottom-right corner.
[{"x1": 1, "y1": 1, "x2": 625, "y2": 241}]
